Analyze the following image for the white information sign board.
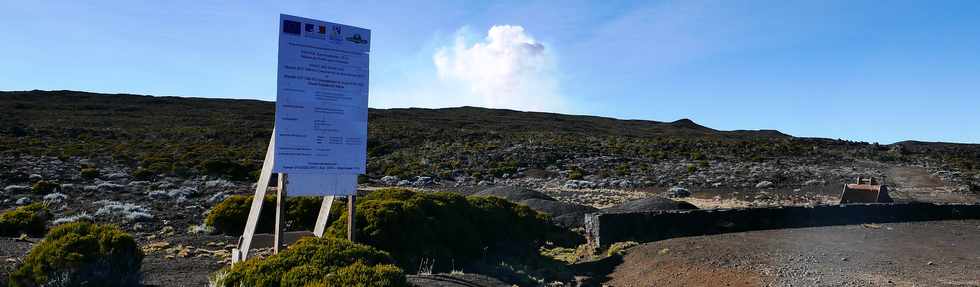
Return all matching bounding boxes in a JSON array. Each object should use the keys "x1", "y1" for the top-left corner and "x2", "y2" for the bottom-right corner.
[
  {"x1": 273, "y1": 14, "x2": 370, "y2": 175},
  {"x1": 234, "y1": 15, "x2": 367, "y2": 264},
  {"x1": 288, "y1": 173, "x2": 357, "y2": 196}
]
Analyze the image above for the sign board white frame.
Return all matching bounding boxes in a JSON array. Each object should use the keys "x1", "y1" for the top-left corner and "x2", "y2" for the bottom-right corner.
[
  {"x1": 232, "y1": 131, "x2": 348, "y2": 263},
  {"x1": 232, "y1": 14, "x2": 369, "y2": 263},
  {"x1": 272, "y1": 14, "x2": 370, "y2": 175}
]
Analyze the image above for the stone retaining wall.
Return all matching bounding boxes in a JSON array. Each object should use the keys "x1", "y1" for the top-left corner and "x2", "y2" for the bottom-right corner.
[{"x1": 584, "y1": 202, "x2": 980, "y2": 247}]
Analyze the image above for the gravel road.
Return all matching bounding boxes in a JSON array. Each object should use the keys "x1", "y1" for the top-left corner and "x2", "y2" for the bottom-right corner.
[{"x1": 605, "y1": 220, "x2": 980, "y2": 286}]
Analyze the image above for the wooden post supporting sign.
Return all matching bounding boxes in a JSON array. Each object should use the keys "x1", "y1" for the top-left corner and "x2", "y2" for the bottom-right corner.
[
  {"x1": 274, "y1": 173, "x2": 287, "y2": 253},
  {"x1": 233, "y1": 131, "x2": 276, "y2": 262},
  {"x1": 347, "y1": 195, "x2": 356, "y2": 242},
  {"x1": 312, "y1": 195, "x2": 335, "y2": 237},
  {"x1": 232, "y1": 131, "x2": 361, "y2": 264}
]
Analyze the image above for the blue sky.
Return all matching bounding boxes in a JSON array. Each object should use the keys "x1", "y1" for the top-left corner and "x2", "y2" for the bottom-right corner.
[{"x1": 1, "y1": 1, "x2": 978, "y2": 144}]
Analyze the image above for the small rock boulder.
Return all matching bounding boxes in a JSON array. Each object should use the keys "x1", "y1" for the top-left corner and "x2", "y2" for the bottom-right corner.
[
  {"x1": 804, "y1": 179, "x2": 825, "y2": 186},
  {"x1": 668, "y1": 186, "x2": 691, "y2": 198},
  {"x1": 412, "y1": 176, "x2": 434, "y2": 187},
  {"x1": 564, "y1": 180, "x2": 594, "y2": 189},
  {"x1": 104, "y1": 172, "x2": 130, "y2": 181},
  {"x1": 207, "y1": 191, "x2": 230, "y2": 204},
  {"x1": 617, "y1": 179, "x2": 633, "y2": 188},
  {"x1": 379, "y1": 176, "x2": 400, "y2": 186},
  {"x1": 16, "y1": 197, "x2": 32, "y2": 205},
  {"x1": 170, "y1": 186, "x2": 199, "y2": 198},
  {"x1": 43, "y1": 192, "x2": 68, "y2": 204},
  {"x1": 97, "y1": 182, "x2": 126, "y2": 193},
  {"x1": 4, "y1": 185, "x2": 31, "y2": 194},
  {"x1": 147, "y1": 190, "x2": 170, "y2": 200},
  {"x1": 204, "y1": 179, "x2": 235, "y2": 189},
  {"x1": 60, "y1": 184, "x2": 76, "y2": 192}
]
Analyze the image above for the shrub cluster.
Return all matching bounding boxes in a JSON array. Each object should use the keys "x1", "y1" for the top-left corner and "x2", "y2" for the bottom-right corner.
[
  {"x1": 9, "y1": 222, "x2": 143, "y2": 287},
  {"x1": 217, "y1": 237, "x2": 407, "y2": 287},
  {"x1": 0, "y1": 203, "x2": 50, "y2": 237},
  {"x1": 199, "y1": 159, "x2": 257, "y2": 181},
  {"x1": 131, "y1": 168, "x2": 154, "y2": 180},
  {"x1": 79, "y1": 167, "x2": 99, "y2": 179},
  {"x1": 206, "y1": 195, "x2": 342, "y2": 235},
  {"x1": 30, "y1": 180, "x2": 57, "y2": 194},
  {"x1": 567, "y1": 167, "x2": 584, "y2": 180},
  {"x1": 326, "y1": 188, "x2": 563, "y2": 273}
]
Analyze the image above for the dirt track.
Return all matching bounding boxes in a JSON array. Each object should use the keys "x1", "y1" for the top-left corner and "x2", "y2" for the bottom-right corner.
[
  {"x1": 605, "y1": 220, "x2": 980, "y2": 287},
  {"x1": 887, "y1": 167, "x2": 977, "y2": 203}
]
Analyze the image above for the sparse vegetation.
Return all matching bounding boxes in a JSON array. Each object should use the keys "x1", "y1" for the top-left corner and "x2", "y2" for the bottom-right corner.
[
  {"x1": 606, "y1": 241, "x2": 639, "y2": 257},
  {"x1": 2, "y1": 90, "x2": 979, "y2": 286},
  {"x1": 326, "y1": 188, "x2": 574, "y2": 274},
  {"x1": 206, "y1": 195, "x2": 341, "y2": 235},
  {"x1": 79, "y1": 167, "x2": 99, "y2": 179},
  {"x1": 30, "y1": 180, "x2": 57, "y2": 194},
  {"x1": 0, "y1": 203, "x2": 50, "y2": 237},
  {"x1": 9, "y1": 222, "x2": 143, "y2": 287},
  {"x1": 216, "y1": 237, "x2": 407, "y2": 287},
  {"x1": 199, "y1": 159, "x2": 256, "y2": 181},
  {"x1": 302, "y1": 262, "x2": 406, "y2": 287},
  {"x1": 568, "y1": 167, "x2": 584, "y2": 180},
  {"x1": 2, "y1": 90, "x2": 978, "y2": 183},
  {"x1": 131, "y1": 167, "x2": 154, "y2": 180},
  {"x1": 94, "y1": 200, "x2": 153, "y2": 222},
  {"x1": 540, "y1": 244, "x2": 595, "y2": 264}
]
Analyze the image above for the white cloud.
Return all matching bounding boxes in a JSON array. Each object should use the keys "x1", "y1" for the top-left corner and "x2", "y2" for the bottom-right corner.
[{"x1": 432, "y1": 25, "x2": 564, "y2": 112}]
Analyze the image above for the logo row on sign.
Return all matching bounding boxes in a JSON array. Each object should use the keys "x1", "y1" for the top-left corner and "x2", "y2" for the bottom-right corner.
[{"x1": 282, "y1": 19, "x2": 368, "y2": 44}]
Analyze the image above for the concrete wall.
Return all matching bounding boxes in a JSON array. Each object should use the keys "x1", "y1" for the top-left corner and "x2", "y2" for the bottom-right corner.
[{"x1": 585, "y1": 202, "x2": 980, "y2": 247}]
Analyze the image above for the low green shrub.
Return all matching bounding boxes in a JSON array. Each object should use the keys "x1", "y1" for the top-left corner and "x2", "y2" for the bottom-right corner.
[
  {"x1": 0, "y1": 203, "x2": 50, "y2": 237},
  {"x1": 144, "y1": 161, "x2": 173, "y2": 176},
  {"x1": 206, "y1": 195, "x2": 342, "y2": 235},
  {"x1": 605, "y1": 241, "x2": 639, "y2": 257},
  {"x1": 690, "y1": 151, "x2": 705, "y2": 160},
  {"x1": 199, "y1": 159, "x2": 255, "y2": 181},
  {"x1": 615, "y1": 163, "x2": 630, "y2": 176},
  {"x1": 217, "y1": 237, "x2": 407, "y2": 287},
  {"x1": 303, "y1": 262, "x2": 406, "y2": 287},
  {"x1": 30, "y1": 180, "x2": 57, "y2": 194},
  {"x1": 79, "y1": 167, "x2": 99, "y2": 179},
  {"x1": 326, "y1": 188, "x2": 565, "y2": 273},
  {"x1": 286, "y1": 196, "x2": 328, "y2": 231},
  {"x1": 131, "y1": 168, "x2": 154, "y2": 180},
  {"x1": 9, "y1": 222, "x2": 143, "y2": 287}
]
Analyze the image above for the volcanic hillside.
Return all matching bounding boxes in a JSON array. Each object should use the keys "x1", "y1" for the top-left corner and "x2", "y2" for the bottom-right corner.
[{"x1": 1, "y1": 90, "x2": 978, "y2": 193}]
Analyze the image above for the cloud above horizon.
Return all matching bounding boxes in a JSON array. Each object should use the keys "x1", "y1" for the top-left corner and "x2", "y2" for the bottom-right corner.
[{"x1": 433, "y1": 25, "x2": 565, "y2": 112}]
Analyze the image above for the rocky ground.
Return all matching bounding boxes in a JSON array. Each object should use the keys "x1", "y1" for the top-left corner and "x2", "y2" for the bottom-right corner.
[
  {"x1": 1, "y1": 154, "x2": 978, "y2": 286},
  {"x1": 604, "y1": 220, "x2": 980, "y2": 287},
  {"x1": 0, "y1": 155, "x2": 252, "y2": 286},
  {"x1": 382, "y1": 157, "x2": 895, "y2": 192}
]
